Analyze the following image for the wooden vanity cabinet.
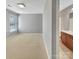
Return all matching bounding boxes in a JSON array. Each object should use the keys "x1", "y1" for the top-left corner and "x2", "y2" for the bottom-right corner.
[{"x1": 61, "y1": 32, "x2": 73, "y2": 51}]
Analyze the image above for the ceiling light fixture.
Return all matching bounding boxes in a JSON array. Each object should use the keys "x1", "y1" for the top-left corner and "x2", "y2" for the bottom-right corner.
[{"x1": 17, "y1": 3, "x2": 26, "y2": 8}]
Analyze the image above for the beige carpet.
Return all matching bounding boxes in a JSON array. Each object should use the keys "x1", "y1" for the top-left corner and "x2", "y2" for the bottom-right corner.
[{"x1": 6, "y1": 33, "x2": 48, "y2": 59}]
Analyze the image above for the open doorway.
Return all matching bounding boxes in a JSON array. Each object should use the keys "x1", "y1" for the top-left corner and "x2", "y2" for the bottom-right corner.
[
  {"x1": 59, "y1": 0, "x2": 73, "y2": 59},
  {"x1": 6, "y1": 0, "x2": 53, "y2": 59}
]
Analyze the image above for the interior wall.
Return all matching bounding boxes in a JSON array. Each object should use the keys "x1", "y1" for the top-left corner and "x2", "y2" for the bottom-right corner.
[
  {"x1": 43, "y1": 0, "x2": 52, "y2": 59},
  {"x1": 6, "y1": 9, "x2": 18, "y2": 37},
  {"x1": 60, "y1": 5, "x2": 73, "y2": 31},
  {"x1": 43, "y1": 0, "x2": 59, "y2": 59},
  {"x1": 61, "y1": 12, "x2": 70, "y2": 31},
  {"x1": 18, "y1": 14, "x2": 42, "y2": 33},
  {"x1": 69, "y1": 17, "x2": 73, "y2": 32}
]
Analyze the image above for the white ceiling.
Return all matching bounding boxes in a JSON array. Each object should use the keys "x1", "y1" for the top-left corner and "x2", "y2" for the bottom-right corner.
[
  {"x1": 60, "y1": 0, "x2": 73, "y2": 11},
  {"x1": 6, "y1": 0, "x2": 46, "y2": 14},
  {"x1": 6, "y1": 0, "x2": 73, "y2": 14}
]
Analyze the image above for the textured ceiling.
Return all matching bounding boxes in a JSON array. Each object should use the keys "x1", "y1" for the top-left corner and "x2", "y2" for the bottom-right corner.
[
  {"x1": 6, "y1": 0, "x2": 46, "y2": 14},
  {"x1": 6, "y1": 0, "x2": 73, "y2": 14},
  {"x1": 60, "y1": 0, "x2": 73, "y2": 11}
]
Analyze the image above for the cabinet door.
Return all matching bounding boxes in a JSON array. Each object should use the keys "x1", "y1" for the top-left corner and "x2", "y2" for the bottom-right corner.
[
  {"x1": 66, "y1": 34, "x2": 73, "y2": 51},
  {"x1": 61, "y1": 32, "x2": 73, "y2": 51},
  {"x1": 61, "y1": 32, "x2": 67, "y2": 44}
]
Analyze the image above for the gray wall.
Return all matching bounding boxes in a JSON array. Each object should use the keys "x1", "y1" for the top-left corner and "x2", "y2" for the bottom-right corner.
[
  {"x1": 69, "y1": 17, "x2": 73, "y2": 32},
  {"x1": 6, "y1": 9, "x2": 18, "y2": 37},
  {"x1": 43, "y1": 0, "x2": 52, "y2": 59},
  {"x1": 18, "y1": 14, "x2": 42, "y2": 33}
]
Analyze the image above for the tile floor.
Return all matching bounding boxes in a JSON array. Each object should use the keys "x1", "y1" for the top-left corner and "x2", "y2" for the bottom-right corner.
[{"x1": 59, "y1": 40, "x2": 73, "y2": 59}]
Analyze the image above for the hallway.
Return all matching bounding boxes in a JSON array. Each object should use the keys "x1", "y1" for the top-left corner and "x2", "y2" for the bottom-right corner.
[{"x1": 6, "y1": 33, "x2": 48, "y2": 59}]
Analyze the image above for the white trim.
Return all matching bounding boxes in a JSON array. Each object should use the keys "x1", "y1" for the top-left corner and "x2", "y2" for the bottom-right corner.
[
  {"x1": 42, "y1": 37, "x2": 50, "y2": 59},
  {"x1": 56, "y1": 0, "x2": 59, "y2": 59}
]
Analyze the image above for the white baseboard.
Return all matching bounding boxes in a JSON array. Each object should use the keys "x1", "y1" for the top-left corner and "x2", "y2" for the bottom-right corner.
[{"x1": 42, "y1": 37, "x2": 50, "y2": 59}]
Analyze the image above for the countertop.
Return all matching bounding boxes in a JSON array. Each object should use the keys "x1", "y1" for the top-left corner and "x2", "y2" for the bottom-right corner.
[{"x1": 61, "y1": 30, "x2": 73, "y2": 35}]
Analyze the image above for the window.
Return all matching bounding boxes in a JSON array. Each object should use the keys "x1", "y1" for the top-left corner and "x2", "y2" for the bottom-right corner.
[{"x1": 10, "y1": 15, "x2": 18, "y2": 32}]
